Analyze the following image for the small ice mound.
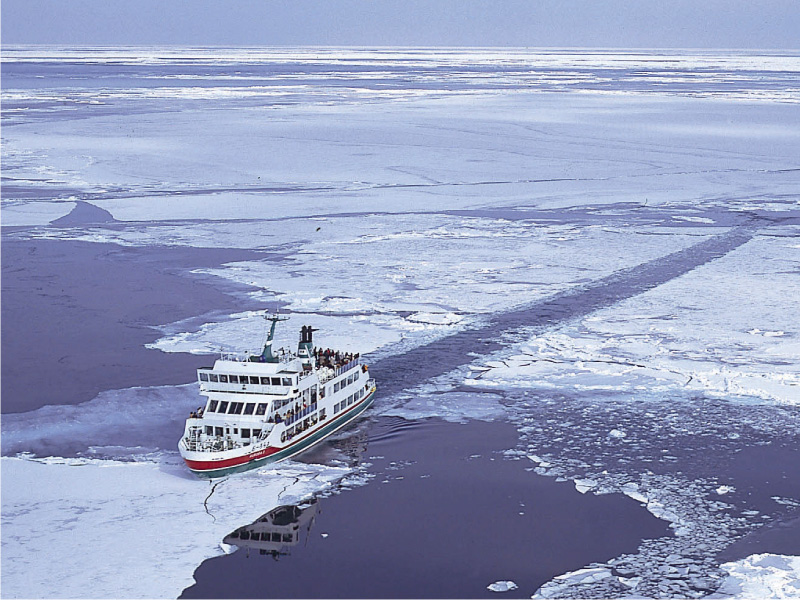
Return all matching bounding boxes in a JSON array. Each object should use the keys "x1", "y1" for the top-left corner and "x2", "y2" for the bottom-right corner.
[
  {"x1": 608, "y1": 428, "x2": 627, "y2": 439},
  {"x1": 716, "y1": 485, "x2": 735, "y2": 495},
  {"x1": 219, "y1": 542, "x2": 237, "y2": 554},
  {"x1": 407, "y1": 311, "x2": 464, "y2": 326},
  {"x1": 487, "y1": 580, "x2": 518, "y2": 592}
]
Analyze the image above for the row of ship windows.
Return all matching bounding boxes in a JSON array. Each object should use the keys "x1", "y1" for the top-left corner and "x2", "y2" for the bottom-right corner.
[
  {"x1": 207, "y1": 400, "x2": 267, "y2": 416},
  {"x1": 228, "y1": 530, "x2": 294, "y2": 543},
  {"x1": 200, "y1": 373, "x2": 293, "y2": 386},
  {"x1": 333, "y1": 372, "x2": 359, "y2": 393},
  {"x1": 204, "y1": 386, "x2": 326, "y2": 417},
  {"x1": 333, "y1": 386, "x2": 366, "y2": 414},
  {"x1": 205, "y1": 425, "x2": 261, "y2": 438},
  {"x1": 204, "y1": 374, "x2": 359, "y2": 418}
]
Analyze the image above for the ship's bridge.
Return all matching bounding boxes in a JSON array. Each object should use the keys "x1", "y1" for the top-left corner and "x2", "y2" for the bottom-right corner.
[{"x1": 198, "y1": 357, "x2": 301, "y2": 395}]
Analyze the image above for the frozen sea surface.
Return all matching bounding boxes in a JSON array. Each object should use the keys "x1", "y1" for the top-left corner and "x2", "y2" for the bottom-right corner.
[{"x1": 2, "y1": 47, "x2": 799, "y2": 598}]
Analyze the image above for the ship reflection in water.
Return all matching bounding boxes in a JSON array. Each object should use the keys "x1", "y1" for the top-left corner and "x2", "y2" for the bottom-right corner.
[{"x1": 224, "y1": 499, "x2": 318, "y2": 559}]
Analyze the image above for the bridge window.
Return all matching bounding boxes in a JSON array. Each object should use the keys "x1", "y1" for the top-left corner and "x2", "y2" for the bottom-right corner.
[
  {"x1": 260, "y1": 377, "x2": 270, "y2": 385},
  {"x1": 230, "y1": 402, "x2": 244, "y2": 415},
  {"x1": 283, "y1": 533, "x2": 293, "y2": 542},
  {"x1": 208, "y1": 400, "x2": 218, "y2": 412},
  {"x1": 209, "y1": 374, "x2": 219, "y2": 382},
  {"x1": 199, "y1": 373, "x2": 209, "y2": 382},
  {"x1": 229, "y1": 375, "x2": 239, "y2": 384},
  {"x1": 249, "y1": 376, "x2": 259, "y2": 385},
  {"x1": 218, "y1": 401, "x2": 229, "y2": 414},
  {"x1": 271, "y1": 377, "x2": 281, "y2": 386},
  {"x1": 282, "y1": 377, "x2": 292, "y2": 386},
  {"x1": 256, "y1": 403, "x2": 268, "y2": 415},
  {"x1": 219, "y1": 374, "x2": 228, "y2": 383},
  {"x1": 244, "y1": 403, "x2": 255, "y2": 415}
]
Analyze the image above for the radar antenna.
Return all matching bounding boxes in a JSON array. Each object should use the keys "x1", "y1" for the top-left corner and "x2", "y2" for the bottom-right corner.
[{"x1": 251, "y1": 310, "x2": 289, "y2": 363}]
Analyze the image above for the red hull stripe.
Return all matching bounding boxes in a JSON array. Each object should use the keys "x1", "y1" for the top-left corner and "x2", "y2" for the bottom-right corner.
[{"x1": 184, "y1": 445, "x2": 280, "y2": 471}]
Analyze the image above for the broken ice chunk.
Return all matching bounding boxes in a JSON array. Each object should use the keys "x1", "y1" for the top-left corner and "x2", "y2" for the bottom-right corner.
[
  {"x1": 574, "y1": 479, "x2": 598, "y2": 494},
  {"x1": 219, "y1": 542, "x2": 237, "y2": 554},
  {"x1": 487, "y1": 580, "x2": 518, "y2": 592}
]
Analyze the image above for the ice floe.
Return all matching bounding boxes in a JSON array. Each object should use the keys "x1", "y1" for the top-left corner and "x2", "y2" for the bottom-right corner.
[
  {"x1": 0, "y1": 455, "x2": 354, "y2": 599},
  {"x1": 1, "y1": 383, "x2": 199, "y2": 458},
  {"x1": 488, "y1": 580, "x2": 519, "y2": 592},
  {"x1": 711, "y1": 554, "x2": 800, "y2": 599},
  {"x1": 380, "y1": 390, "x2": 507, "y2": 424},
  {"x1": 464, "y1": 231, "x2": 800, "y2": 407}
]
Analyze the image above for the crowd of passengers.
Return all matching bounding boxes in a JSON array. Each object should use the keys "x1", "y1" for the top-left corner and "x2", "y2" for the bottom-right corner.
[
  {"x1": 267, "y1": 400, "x2": 316, "y2": 425},
  {"x1": 189, "y1": 348, "x2": 360, "y2": 420},
  {"x1": 314, "y1": 348, "x2": 359, "y2": 370}
]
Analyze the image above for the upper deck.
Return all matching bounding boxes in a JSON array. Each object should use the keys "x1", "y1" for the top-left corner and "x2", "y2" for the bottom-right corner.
[{"x1": 197, "y1": 352, "x2": 361, "y2": 396}]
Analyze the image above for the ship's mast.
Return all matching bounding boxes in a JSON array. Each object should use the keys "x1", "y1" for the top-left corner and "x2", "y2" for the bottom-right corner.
[{"x1": 260, "y1": 312, "x2": 289, "y2": 363}]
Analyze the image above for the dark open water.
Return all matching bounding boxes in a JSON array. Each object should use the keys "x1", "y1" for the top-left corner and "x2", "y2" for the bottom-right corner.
[{"x1": 182, "y1": 418, "x2": 670, "y2": 599}]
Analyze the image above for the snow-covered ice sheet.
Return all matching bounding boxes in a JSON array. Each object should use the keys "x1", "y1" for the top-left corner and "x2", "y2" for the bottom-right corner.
[
  {"x1": 712, "y1": 554, "x2": 800, "y2": 599},
  {"x1": 139, "y1": 219, "x2": 706, "y2": 362},
  {"x1": 0, "y1": 200, "x2": 75, "y2": 227},
  {"x1": 465, "y1": 230, "x2": 800, "y2": 406},
  {"x1": 1, "y1": 383, "x2": 199, "y2": 458},
  {"x1": 0, "y1": 455, "x2": 352, "y2": 599}
]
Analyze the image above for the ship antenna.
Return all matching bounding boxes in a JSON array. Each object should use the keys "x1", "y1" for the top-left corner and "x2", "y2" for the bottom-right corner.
[{"x1": 259, "y1": 310, "x2": 289, "y2": 363}]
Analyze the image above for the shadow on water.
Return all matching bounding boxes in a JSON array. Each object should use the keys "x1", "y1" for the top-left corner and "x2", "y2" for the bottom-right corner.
[{"x1": 372, "y1": 224, "x2": 759, "y2": 398}]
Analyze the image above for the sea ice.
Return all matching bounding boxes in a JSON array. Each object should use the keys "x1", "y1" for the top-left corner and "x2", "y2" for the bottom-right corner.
[
  {"x1": 0, "y1": 455, "x2": 353, "y2": 599},
  {"x1": 1, "y1": 383, "x2": 199, "y2": 458},
  {"x1": 4, "y1": 46, "x2": 799, "y2": 600},
  {"x1": 487, "y1": 580, "x2": 519, "y2": 592},
  {"x1": 379, "y1": 391, "x2": 507, "y2": 424},
  {"x1": 464, "y1": 231, "x2": 800, "y2": 407},
  {"x1": 711, "y1": 554, "x2": 800, "y2": 600}
]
